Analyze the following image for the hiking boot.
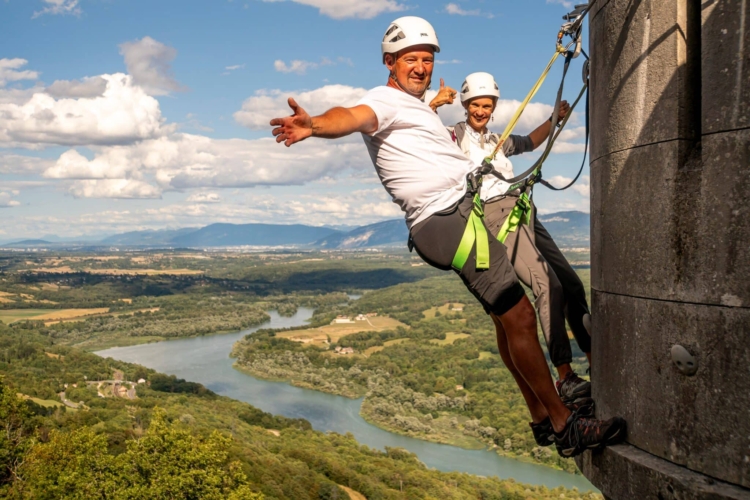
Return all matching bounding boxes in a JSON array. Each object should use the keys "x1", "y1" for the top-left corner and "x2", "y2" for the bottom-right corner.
[
  {"x1": 554, "y1": 413, "x2": 627, "y2": 458},
  {"x1": 556, "y1": 371, "x2": 591, "y2": 403},
  {"x1": 529, "y1": 417, "x2": 554, "y2": 447},
  {"x1": 565, "y1": 397, "x2": 595, "y2": 418}
]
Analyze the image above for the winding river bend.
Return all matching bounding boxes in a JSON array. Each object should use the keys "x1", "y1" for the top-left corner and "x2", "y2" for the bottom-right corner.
[{"x1": 96, "y1": 307, "x2": 596, "y2": 492}]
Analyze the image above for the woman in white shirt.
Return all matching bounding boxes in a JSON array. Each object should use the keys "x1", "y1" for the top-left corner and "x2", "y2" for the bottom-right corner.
[{"x1": 431, "y1": 72, "x2": 592, "y2": 403}]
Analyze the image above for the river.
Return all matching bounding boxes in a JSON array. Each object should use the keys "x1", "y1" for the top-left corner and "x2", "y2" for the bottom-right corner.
[{"x1": 96, "y1": 307, "x2": 596, "y2": 492}]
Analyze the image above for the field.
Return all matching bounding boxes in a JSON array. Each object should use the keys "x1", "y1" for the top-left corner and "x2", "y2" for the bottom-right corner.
[
  {"x1": 29, "y1": 267, "x2": 204, "y2": 276},
  {"x1": 363, "y1": 338, "x2": 410, "y2": 356},
  {"x1": 44, "y1": 307, "x2": 160, "y2": 326},
  {"x1": 277, "y1": 316, "x2": 407, "y2": 346},
  {"x1": 17, "y1": 393, "x2": 75, "y2": 412},
  {"x1": 0, "y1": 308, "x2": 110, "y2": 324},
  {"x1": 422, "y1": 302, "x2": 465, "y2": 319},
  {"x1": 429, "y1": 332, "x2": 471, "y2": 345}
]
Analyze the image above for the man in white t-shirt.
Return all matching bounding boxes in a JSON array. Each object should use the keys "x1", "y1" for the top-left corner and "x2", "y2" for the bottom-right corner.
[{"x1": 269, "y1": 16, "x2": 625, "y2": 457}]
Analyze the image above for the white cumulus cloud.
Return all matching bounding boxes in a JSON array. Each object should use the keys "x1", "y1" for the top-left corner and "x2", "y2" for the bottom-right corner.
[
  {"x1": 444, "y1": 3, "x2": 493, "y2": 18},
  {"x1": 32, "y1": 0, "x2": 81, "y2": 19},
  {"x1": 69, "y1": 179, "x2": 162, "y2": 199},
  {"x1": 546, "y1": 0, "x2": 574, "y2": 9},
  {"x1": 275, "y1": 59, "x2": 322, "y2": 75},
  {"x1": 543, "y1": 174, "x2": 589, "y2": 196},
  {"x1": 0, "y1": 191, "x2": 20, "y2": 208},
  {"x1": 235, "y1": 84, "x2": 368, "y2": 129},
  {"x1": 273, "y1": 57, "x2": 349, "y2": 75},
  {"x1": 0, "y1": 59, "x2": 40, "y2": 87},
  {"x1": 0, "y1": 73, "x2": 168, "y2": 148},
  {"x1": 262, "y1": 0, "x2": 407, "y2": 19},
  {"x1": 187, "y1": 192, "x2": 222, "y2": 203},
  {"x1": 119, "y1": 37, "x2": 184, "y2": 96},
  {"x1": 44, "y1": 132, "x2": 371, "y2": 192},
  {"x1": 0, "y1": 154, "x2": 54, "y2": 174},
  {"x1": 46, "y1": 76, "x2": 108, "y2": 98}
]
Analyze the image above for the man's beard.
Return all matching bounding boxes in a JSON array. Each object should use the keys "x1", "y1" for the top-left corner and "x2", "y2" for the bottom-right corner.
[{"x1": 398, "y1": 74, "x2": 431, "y2": 98}]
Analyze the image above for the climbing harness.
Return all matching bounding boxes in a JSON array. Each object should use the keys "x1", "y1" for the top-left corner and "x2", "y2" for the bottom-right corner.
[
  {"x1": 451, "y1": 189, "x2": 490, "y2": 271},
  {"x1": 449, "y1": 3, "x2": 592, "y2": 267}
]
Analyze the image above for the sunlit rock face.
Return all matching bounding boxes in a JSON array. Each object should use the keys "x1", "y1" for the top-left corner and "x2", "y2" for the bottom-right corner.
[{"x1": 580, "y1": 0, "x2": 750, "y2": 497}]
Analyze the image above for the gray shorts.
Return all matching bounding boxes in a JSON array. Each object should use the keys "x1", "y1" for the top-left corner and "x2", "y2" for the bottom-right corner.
[{"x1": 410, "y1": 193, "x2": 525, "y2": 317}]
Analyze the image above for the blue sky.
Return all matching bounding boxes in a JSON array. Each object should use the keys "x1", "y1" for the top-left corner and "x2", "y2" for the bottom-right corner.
[{"x1": 0, "y1": 0, "x2": 590, "y2": 240}]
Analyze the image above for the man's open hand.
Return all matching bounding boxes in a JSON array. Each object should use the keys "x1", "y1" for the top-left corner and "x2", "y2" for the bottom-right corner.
[{"x1": 270, "y1": 98, "x2": 312, "y2": 147}]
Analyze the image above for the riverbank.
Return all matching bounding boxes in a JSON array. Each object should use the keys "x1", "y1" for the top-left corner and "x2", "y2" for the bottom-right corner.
[
  {"x1": 230, "y1": 349, "x2": 578, "y2": 474},
  {"x1": 96, "y1": 309, "x2": 599, "y2": 493},
  {"x1": 57, "y1": 311, "x2": 274, "y2": 352}
]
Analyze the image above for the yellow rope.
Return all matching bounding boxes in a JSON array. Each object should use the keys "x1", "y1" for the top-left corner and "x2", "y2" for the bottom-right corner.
[{"x1": 484, "y1": 45, "x2": 568, "y2": 163}]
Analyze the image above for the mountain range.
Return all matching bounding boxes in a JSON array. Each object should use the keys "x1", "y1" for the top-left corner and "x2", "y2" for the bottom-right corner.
[{"x1": 1, "y1": 211, "x2": 589, "y2": 250}]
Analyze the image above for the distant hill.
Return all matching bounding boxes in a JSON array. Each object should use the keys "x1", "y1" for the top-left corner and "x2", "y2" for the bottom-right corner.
[
  {"x1": 101, "y1": 228, "x2": 198, "y2": 246},
  {"x1": 314, "y1": 211, "x2": 589, "y2": 250},
  {"x1": 170, "y1": 223, "x2": 340, "y2": 247},
  {"x1": 3, "y1": 239, "x2": 54, "y2": 247},
  {"x1": 2, "y1": 212, "x2": 589, "y2": 250},
  {"x1": 315, "y1": 220, "x2": 408, "y2": 249}
]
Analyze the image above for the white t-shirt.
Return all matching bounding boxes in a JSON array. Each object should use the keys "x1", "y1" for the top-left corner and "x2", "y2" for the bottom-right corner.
[
  {"x1": 448, "y1": 121, "x2": 534, "y2": 202},
  {"x1": 357, "y1": 86, "x2": 474, "y2": 229},
  {"x1": 461, "y1": 126, "x2": 514, "y2": 202}
]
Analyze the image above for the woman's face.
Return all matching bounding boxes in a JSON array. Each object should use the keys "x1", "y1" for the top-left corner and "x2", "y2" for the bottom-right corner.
[{"x1": 465, "y1": 96, "x2": 496, "y2": 132}]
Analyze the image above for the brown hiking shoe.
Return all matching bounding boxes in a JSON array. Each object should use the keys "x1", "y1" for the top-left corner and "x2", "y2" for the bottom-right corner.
[
  {"x1": 556, "y1": 371, "x2": 591, "y2": 403},
  {"x1": 554, "y1": 413, "x2": 627, "y2": 458},
  {"x1": 529, "y1": 417, "x2": 554, "y2": 447}
]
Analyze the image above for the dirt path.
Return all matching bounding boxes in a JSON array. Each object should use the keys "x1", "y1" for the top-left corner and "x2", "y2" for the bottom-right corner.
[{"x1": 338, "y1": 485, "x2": 367, "y2": 500}]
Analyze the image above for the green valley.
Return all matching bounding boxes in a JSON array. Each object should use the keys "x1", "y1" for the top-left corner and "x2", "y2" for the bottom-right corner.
[{"x1": 0, "y1": 249, "x2": 598, "y2": 499}]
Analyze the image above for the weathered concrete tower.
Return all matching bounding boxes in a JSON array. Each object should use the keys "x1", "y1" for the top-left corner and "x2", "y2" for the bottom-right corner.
[{"x1": 578, "y1": 0, "x2": 750, "y2": 498}]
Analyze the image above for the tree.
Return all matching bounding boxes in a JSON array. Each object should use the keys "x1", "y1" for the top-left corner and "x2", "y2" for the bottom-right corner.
[
  {"x1": 0, "y1": 379, "x2": 34, "y2": 493},
  {"x1": 14, "y1": 408, "x2": 264, "y2": 500}
]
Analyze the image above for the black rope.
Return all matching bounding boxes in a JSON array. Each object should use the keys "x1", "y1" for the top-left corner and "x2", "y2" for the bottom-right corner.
[
  {"x1": 485, "y1": 51, "x2": 575, "y2": 189},
  {"x1": 540, "y1": 86, "x2": 589, "y2": 191}
]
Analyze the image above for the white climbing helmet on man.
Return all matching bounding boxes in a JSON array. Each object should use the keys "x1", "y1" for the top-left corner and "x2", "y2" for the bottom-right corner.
[
  {"x1": 460, "y1": 72, "x2": 500, "y2": 103},
  {"x1": 381, "y1": 16, "x2": 440, "y2": 63}
]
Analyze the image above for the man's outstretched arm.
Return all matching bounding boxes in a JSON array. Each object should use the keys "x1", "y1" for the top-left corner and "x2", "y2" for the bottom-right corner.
[{"x1": 270, "y1": 98, "x2": 378, "y2": 147}]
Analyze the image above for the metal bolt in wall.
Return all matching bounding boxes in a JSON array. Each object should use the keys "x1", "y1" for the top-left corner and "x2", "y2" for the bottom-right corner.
[{"x1": 670, "y1": 345, "x2": 698, "y2": 376}]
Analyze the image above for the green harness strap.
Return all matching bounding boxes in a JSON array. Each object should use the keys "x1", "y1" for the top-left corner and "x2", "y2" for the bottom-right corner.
[
  {"x1": 497, "y1": 191, "x2": 532, "y2": 244},
  {"x1": 451, "y1": 193, "x2": 490, "y2": 271}
]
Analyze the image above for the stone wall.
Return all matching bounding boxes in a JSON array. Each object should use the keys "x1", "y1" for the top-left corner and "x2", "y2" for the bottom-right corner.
[{"x1": 580, "y1": 0, "x2": 750, "y2": 498}]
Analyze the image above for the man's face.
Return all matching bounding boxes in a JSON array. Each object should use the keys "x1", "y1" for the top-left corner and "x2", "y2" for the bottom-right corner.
[
  {"x1": 465, "y1": 97, "x2": 496, "y2": 131},
  {"x1": 385, "y1": 45, "x2": 435, "y2": 97}
]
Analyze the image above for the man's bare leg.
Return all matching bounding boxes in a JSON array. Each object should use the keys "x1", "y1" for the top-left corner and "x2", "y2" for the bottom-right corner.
[
  {"x1": 497, "y1": 296, "x2": 571, "y2": 433},
  {"x1": 490, "y1": 314, "x2": 548, "y2": 424}
]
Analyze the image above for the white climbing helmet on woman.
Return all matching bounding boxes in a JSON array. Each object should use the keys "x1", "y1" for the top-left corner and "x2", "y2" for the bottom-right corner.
[
  {"x1": 460, "y1": 72, "x2": 500, "y2": 103},
  {"x1": 381, "y1": 16, "x2": 441, "y2": 62}
]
